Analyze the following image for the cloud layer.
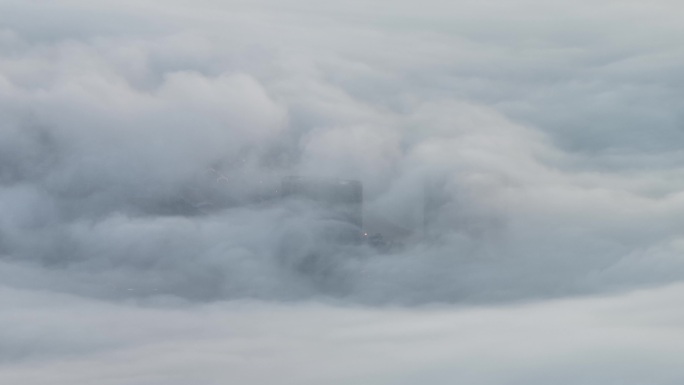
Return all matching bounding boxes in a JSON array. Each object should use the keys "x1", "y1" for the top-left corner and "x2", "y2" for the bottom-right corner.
[
  {"x1": 1, "y1": 0, "x2": 683, "y2": 304},
  {"x1": 1, "y1": 0, "x2": 683, "y2": 382},
  {"x1": 2, "y1": 284, "x2": 684, "y2": 384}
]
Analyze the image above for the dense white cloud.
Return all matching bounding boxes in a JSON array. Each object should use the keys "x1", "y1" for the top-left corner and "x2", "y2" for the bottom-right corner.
[
  {"x1": 1, "y1": 284, "x2": 684, "y2": 384},
  {"x1": 1, "y1": 0, "x2": 683, "y2": 382},
  {"x1": 0, "y1": 0, "x2": 682, "y2": 301}
]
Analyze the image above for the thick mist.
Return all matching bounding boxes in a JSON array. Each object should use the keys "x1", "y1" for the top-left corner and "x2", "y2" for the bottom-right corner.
[
  {"x1": 1, "y1": 0, "x2": 684, "y2": 383},
  {"x1": 1, "y1": 0, "x2": 683, "y2": 304}
]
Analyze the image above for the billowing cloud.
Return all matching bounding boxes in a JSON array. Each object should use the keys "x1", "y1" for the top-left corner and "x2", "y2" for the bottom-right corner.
[
  {"x1": 1, "y1": 0, "x2": 683, "y2": 301},
  {"x1": 1, "y1": 0, "x2": 683, "y2": 382}
]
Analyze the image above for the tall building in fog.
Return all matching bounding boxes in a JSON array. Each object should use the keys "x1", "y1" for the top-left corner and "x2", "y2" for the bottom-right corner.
[{"x1": 281, "y1": 176, "x2": 363, "y2": 229}]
